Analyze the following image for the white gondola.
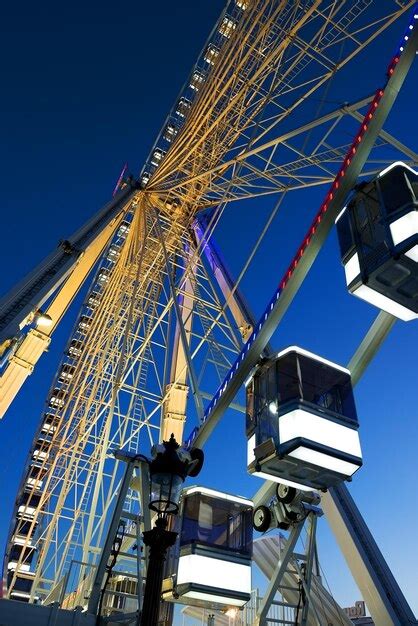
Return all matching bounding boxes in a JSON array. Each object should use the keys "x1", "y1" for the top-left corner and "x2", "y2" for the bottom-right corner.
[
  {"x1": 150, "y1": 148, "x2": 165, "y2": 167},
  {"x1": 58, "y1": 363, "x2": 75, "y2": 383},
  {"x1": 117, "y1": 221, "x2": 130, "y2": 238},
  {"x1": 98, "y1": 267, "x2": 110, "y2": 284},
  {"x1": 8, "y1": 540, "x2": 36, "y2": 571},
  {"x1": 106, "y1": 244, "x2": 120, "y2": 262},
  {"x1": 246, "y1": 347, "x2": 362, "y2": 491},
  {"x1": 219, "y1": 17, "x2": 236, "y2": 38},
  {"x1": 163, "y1": 123, "x2": 178, "y2": 142},
  {"x1": 162, "y1": 486, "x2": 253, "y2": 610},
  {"x1": 204, "y1": 44, "x2": 219, "y2": 66},
  {"x1": 78, "y1": 315, "x2": 93, "y2": 332},
  {"x1": 8, "y1": 571, "x2": 37, "y2": 602},
  {"x1": 67, "y1": 339, "x2": 83, "y2": 358},
  {"x1": 48, "y1": 388, "x2": 67, "y2": 408},
  {"x1": 336, "y1": 162, "x2": 418, "y2": 321},
  {"x1": 87, "y1": 291, "x2": 102, "y2": 310},
  {"x1": 190, "y1": 71, "x2": 205, "y2": 91},
  {"x1": 41, "y1": 413, "x2": 60, "y2": 434},
  {"x1": 175, "y1": 98, "x2": 192, "y2": 118}
]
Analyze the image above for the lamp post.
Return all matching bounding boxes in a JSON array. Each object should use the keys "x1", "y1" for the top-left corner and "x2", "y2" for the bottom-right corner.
[{"x1": 140, "y1": 434, "x2": 203, "y2": 626}]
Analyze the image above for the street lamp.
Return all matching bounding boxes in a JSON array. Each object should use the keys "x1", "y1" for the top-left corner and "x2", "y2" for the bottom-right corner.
[{"x1": 140, "y1": 434, "x2": 203, "y2": 626}]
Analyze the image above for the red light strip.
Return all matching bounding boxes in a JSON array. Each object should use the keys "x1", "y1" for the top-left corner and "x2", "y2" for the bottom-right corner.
[
  {"x1": 112, "y1": 162, "x2": 128, "y2": 197},
  {"x1": 278, "y1": 88, "x2": 385, "y2": 291}
]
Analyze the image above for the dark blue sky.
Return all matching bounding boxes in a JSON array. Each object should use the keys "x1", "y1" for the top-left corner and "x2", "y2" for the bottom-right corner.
[{"x1": 1, "y1": 0, "x2": 418, "y2": 616}]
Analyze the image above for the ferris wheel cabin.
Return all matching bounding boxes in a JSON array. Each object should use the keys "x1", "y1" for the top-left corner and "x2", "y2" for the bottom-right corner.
[
  {"x1": 336, "y1": 162, "x2": 418, "y2": 321},
  {"x1": 162, "y1": 486, "x2": 253, "y2": 610},
  {"x1": 246, "y1": 347, "x2": 362, "y2": 491}
]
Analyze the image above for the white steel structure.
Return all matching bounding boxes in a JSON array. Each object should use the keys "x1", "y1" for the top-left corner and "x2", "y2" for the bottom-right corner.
[{"x1": 0, "y1": 1, "x2": 418, "y2": 624}]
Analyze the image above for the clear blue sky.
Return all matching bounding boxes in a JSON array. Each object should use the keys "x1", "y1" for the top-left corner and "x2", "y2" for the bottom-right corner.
[{"x1": 1, "y1": 0, "x2": 418, "y2": 618}]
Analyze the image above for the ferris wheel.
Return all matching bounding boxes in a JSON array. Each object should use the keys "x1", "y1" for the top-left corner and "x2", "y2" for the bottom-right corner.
[{"x1": 1, "y1": 1, "x2": 418, "y2": 625}]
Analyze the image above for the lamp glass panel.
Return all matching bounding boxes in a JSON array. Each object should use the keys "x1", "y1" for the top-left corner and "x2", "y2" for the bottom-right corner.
[{"x1": 150, "y1": 473, "x2": 183, "y2": 513}]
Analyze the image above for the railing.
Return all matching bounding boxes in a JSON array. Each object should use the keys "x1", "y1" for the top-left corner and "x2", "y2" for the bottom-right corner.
[
  {"x1": 45, "y1": 558, "x2": 142, "y2": 619},
  {"x1": 181, "y1": 588, "x2": 297, "y2": 625}
]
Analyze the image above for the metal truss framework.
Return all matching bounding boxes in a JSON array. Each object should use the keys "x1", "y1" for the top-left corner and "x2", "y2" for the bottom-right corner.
[
  {"x1": 5, "y1": 198, "x2": 245, "y2": 599},
  {"x1": 1, "y1": 1, "x2": 417, "y2": 624}
]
